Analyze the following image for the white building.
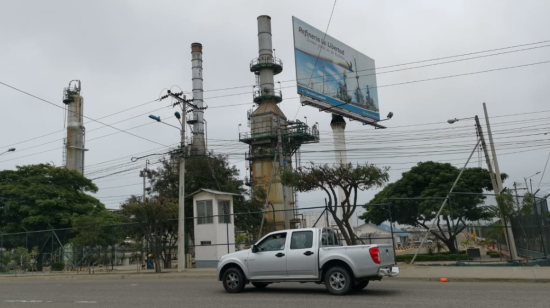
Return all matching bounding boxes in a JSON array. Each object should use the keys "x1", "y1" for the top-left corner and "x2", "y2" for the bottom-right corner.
[
  {"x1": 354, "y1": 223, "x2": 411, "y2": 247},
  {"x1": 188, "y1": 189, "x2": 239, "y2": 268}
]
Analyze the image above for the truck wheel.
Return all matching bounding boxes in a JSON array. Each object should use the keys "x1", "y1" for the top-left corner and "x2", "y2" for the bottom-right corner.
[
  {"x1": 324, "y1": 266, "x2": 352, "y2": 295},
  {"x1": 222, "y1": 267, "x2": 245, "y2": 293},
  {"x1": 351, "y1": 280, "x2": 369, "y2": 291},
  {"x1": 251, "y1": 282, "x2": 269, "y2": 289}
]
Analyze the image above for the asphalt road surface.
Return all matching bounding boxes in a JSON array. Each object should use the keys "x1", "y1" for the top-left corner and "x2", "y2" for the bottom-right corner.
[{"x1": 0, "y1": 279, "x2": 548, "y2": 308}]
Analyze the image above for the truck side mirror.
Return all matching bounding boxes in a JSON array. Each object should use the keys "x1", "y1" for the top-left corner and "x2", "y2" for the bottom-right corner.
[{"x1": 251, "y1": 245, "x2": 257, "y2": 253}]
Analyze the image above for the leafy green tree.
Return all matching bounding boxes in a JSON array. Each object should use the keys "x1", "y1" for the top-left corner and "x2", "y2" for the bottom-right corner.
[
  {"x1": 147, "y1": 154, "x2": 261, "y2": 234},
  {"x1": 282, "y1": 163, "x2": 389, "y2": 245},
  {"x1": 0, "y1": 164, "x2": 110, "y2": 270},
  {"x1": 362, "y1": 161, "x2": 506, "y2": 252},
  {"x1": 0, "y1": 164, "x2": 105, "y2": 233},
  {"x1": 70, "y1": 211, "x2": 121, "y2": 271},
  {"x1": 122, "y1": 196, "x2": 178, "y2": 273}
]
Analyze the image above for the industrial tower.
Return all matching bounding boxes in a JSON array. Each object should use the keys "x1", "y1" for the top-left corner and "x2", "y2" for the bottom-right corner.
[
  {"x1": 62, "y1": 80, "x2": 87, "y2": 174},
  {"x1": 187, "y1": 43, "x2": 207, "y2": 156},
  {"x1": 240, "y1": 16, "x2": 319, "y2": 231}
]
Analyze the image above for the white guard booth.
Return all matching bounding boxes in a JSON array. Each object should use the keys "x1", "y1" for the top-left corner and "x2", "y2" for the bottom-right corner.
[{"x1": 188, "y1": 189, "x2": 239, "y2": 268}]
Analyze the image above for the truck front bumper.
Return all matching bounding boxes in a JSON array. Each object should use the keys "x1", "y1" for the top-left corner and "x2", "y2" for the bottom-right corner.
[{"x1": 378, "y1": 266, "x2": 400, "y2": 278}]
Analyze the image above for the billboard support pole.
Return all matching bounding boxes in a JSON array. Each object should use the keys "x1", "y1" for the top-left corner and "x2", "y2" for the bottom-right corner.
[{"x1": 330, "y1": 114, "x2": 348, "y2": 221}]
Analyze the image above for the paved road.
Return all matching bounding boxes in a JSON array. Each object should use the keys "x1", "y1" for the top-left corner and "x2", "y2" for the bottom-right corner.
[{"x1": 0, "y1": 279, "x2": 548, "y2": 308}]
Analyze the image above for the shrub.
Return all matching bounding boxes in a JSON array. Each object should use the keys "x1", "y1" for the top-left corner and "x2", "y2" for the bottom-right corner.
[
  {"x1": 396, "y1": 252, "x2": 469, "y2": 263},
  {"x1": 489, "y1": 253, "x2": 501, "y2": 258},
  {"x1": 51, "y1": 262, "x2": 65, "y2": 271}
]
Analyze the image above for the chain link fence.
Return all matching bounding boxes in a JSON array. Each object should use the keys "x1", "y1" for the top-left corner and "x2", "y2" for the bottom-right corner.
[{"x1": 1, "y1": 193, "x2": 548, "y2": 273}]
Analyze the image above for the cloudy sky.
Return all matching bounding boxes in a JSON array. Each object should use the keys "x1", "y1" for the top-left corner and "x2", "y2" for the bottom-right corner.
[{"x1": 1, "y1": 0, "x2": 550, "y2": 220}]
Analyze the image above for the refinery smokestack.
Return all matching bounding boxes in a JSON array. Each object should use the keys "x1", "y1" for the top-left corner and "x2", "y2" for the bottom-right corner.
[
  {"x1": 189, "y1": 43, "x2": 206, "y2": 156},
  {"x1": 63, "y1": 80, "x2": 87, "y2": 174},
  {"x1": 257, "y1": 15, "x2": 275, "y2": 97}
]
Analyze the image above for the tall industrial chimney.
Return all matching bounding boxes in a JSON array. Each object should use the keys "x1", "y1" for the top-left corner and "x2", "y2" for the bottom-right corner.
[
  {"x1": 63, "y1": 80, "x2": 87, "y2": 174},
  {"x1": 189, "y1": 43, "x2": 206, "y2": 156}
]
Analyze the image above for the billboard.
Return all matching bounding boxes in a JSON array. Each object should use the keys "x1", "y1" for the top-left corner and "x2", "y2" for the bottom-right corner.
[{"x1": 292, "y1": 17, "x2": 380, "y2": 122}]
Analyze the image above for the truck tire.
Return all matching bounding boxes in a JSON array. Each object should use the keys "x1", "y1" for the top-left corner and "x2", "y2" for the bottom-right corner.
[
  {"x1": 222, "y1": 267, "x2": 246, "y2": 293},
  {"x1": 324, "y1": 266, "x2": 352, "y2": 295},
  {"x1": 251, "y1": 282, "x2": 269, "y2": 289},
  {"x1": 351, "y1": 280, "x2": 369, "y2": 291}
]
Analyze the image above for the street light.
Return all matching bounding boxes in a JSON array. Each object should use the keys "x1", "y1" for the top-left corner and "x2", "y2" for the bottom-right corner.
[
  {"x1": 238, "y1": 124, "x2": 242, "y2": 134},
  {"x1": 447, "y1": 116, "x2": 475, "y2": 124},
  {"x1": 148, "y1": 114, "x2": 181, "y2": 131},
  {"x1": 377, "y1": 112, "x2": 394, "y2": 122},
  {"x1": 0, "y1": 148, "x2": 16, "y2": 156},
  {"x1": 304, "y1": 116, "x2": 308, "y2": 125}
]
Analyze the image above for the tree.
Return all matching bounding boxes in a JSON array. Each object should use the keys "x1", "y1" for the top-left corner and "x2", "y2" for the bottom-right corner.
[
  {"x1": 70, "y1": 210, "x2": 121, "y2": 271},
  {"x1": 122, "y1": 196, "x2": 178, "y2": 273},
  {"x1": 148, "y1": 154, "x2": 261, "y2": 235},
  {"x1": 0, "y1": 164, "x2": 105, "y2": 233},
  {"x1": 362, "y1": 161, "x2": 505, "y2": 253},
  {"x1": 0, "y1": 164, "x2": 109, "y2": 270},
  {"x1": 282, "y1": 163, "x2": 389, "y2": 245}
]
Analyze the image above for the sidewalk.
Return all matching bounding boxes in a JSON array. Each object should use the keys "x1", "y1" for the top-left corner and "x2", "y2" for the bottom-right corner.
[{"x1": 1, "y1": 265, "x2": 549, "y2": 283}]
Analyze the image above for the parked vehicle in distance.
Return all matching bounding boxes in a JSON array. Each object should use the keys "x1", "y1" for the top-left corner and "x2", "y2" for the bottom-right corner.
[{"x1": 217, "y1": 228, "x2": 399, "y2": 295}]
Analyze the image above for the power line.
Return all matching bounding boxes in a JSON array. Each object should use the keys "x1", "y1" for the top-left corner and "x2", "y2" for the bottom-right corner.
[
  {"x1": 0, "y1": 81, "x2": 167, "y2": 147},
  {"x1": 294, "y1": 0, "x2": 337, "y2": 120},
  {"x1": 200, "y1": 38, "x2": 550, "y2": 93},
  {"x1": 537, "y1": 148, "x2": 550, "y2": 191}
]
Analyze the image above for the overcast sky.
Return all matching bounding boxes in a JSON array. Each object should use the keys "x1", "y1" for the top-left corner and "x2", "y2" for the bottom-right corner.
[{"x1": 1, "y1": 0, "x2": 550, "y2": 219}]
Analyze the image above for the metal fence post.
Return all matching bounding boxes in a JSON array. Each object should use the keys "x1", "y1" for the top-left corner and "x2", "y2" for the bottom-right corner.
[
  {"x1": 110, "y1": 221, "x2": 115, "y2": 271},
  {"x1": 387, "y1": 201, "x2": 396, "y2": 264},
  {"x1": 0, "y1": 234, "x2": 3, "y2": 273},
  {"x1": 534, "y1": 197, "x2": 547, "y2": 257}
]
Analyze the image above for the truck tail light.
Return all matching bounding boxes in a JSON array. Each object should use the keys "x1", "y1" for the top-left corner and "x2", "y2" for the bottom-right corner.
[{"x1": 369, "y1": 247, "x2": 380, "y2": 264}]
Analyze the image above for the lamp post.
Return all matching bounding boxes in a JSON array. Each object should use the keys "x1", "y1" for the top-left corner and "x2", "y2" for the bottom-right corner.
[
  {"x1": 448, "y1": 113, "x2": 519, "y2": 261},
  {"x1": 0, "y1": 148, "x2": 16, "y2": 156}
]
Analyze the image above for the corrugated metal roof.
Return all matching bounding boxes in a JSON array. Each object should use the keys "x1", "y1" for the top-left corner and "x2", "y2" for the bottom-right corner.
[{"x1": 185, "y1": 188, "x2": 241, "y2": 198}]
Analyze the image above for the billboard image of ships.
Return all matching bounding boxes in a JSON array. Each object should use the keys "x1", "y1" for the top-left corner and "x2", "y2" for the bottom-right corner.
[{"x1": 293, "y1": 17, "x2": 380, "y2": 122}]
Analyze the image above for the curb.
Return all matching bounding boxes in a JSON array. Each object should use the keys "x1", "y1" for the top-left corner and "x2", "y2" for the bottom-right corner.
[
  {"x1": 392, "y1": 277, "x2": 550, "y2": 283},
  {"x1": 0, "y1": 274, "x2": 218, "y2": 281},
  {"x1": 1, "y1": 274, "x2": 548, "y2": 284}
]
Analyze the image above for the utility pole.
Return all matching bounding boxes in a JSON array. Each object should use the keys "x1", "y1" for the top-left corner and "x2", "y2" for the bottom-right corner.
[
  {"x1": 167, "y1": 91, "x2": 197, "y2": 271},
  {"x1": 139, "y1": 160, "x2": 149, "y2": 201},
  {"x1": 277, "y1": 117, "x2": 290, "y2": 230},
  {"x1": 483, "y1": 102, "x2": 519, "y2": 261},
  {"x1": 475, "y1": 116, "x2": 513, "y2": 253}
]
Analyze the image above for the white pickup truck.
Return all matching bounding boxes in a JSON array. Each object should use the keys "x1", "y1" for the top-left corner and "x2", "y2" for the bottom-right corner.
[{"x1": 217, "y1": 228, "x2": 399, "y2": 295}]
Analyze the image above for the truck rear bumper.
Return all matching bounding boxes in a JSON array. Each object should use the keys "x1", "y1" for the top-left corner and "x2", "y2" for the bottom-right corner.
[{"x1": 378, "y1": 266, "x2": 399, "y2": 278}]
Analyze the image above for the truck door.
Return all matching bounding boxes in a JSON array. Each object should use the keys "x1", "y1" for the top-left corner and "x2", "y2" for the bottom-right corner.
[
  {"x1": 247, "y1": 232, "x2": 288, "y2": 280},
  {"x1": 286, "y1": 230, "x2": 318, "y2": 279}
]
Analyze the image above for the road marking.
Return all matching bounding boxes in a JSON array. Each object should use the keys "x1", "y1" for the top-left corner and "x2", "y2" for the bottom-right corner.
[
  {"x1": 130, "y1": 284, "x2": 138, "y2": 286},
  {"x1": 5, "y1": 300, "x2": 43, "y2": 303},
  {"x1": 75, "y1": 301, "x2": 97, "y2": 304}
]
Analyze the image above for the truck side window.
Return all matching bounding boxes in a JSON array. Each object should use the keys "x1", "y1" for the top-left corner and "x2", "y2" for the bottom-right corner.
[
  {"x1": 290, "y1": 231, "x2": 313, "y2": 250},
  {"x1": 256, "y1": 233, "x2": 287, "y2": 252}
]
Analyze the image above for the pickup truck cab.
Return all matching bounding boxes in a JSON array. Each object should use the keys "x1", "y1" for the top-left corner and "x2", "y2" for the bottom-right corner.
[{"x1": 217, "y1": 228, "x2": 399, "y2": 295}]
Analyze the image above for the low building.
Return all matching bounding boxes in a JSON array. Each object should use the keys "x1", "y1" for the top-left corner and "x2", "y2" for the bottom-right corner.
[
  {"x1": 354, "y1": 223, "x2": 411, "y2": 247},
  {"x1": 188, "y1": 189, "x2": 239, "y2": 268}
]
